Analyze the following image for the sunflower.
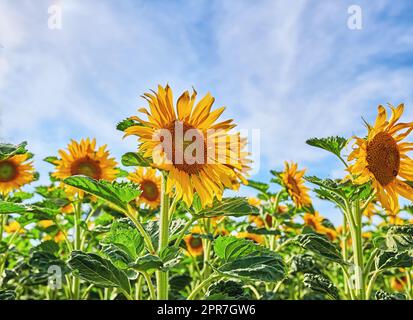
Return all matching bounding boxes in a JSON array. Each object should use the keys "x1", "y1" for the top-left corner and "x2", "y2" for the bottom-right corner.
[
  {"x1": 124, "y1": 85, "x2": 250, "y2": 207},
  {"x1": 128, "y1": 167, "x2": 161, "y2": 209},
  {"x1": 237, "y1": 232, "x2": 265, "y2": 244},
  {"x1": 280, "y1": 161, "x2": 311, "y2": 208},
  {"x1": 52, "y1": 138, "x2": 118, "y2": 196},
  {"x1": 0, "y1": 154, "x2": 34, "y2": 196},
  {"x1": 184, "y1": 226, "x2": 204, "y2": 256},
  {"x1": 348, "y1": 104, "x2": 413, "y2": 214},
  {"x1": 391, "y1": 276, "x2": 408, "y2": 292},
  {"x1": 304, "y1": 212, "x2": 337, "y2": 241},
  {"x1": 4, "y1": 221, "x2": 24, "y2": 234}
]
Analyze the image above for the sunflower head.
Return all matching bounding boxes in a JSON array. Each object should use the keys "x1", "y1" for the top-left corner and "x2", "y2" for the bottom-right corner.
[
  {"x1": 128, "y1": 167, "x2": 161, "y2": 209},
  {"x1": 184, "y1": 226, "x2": 204, "y2": 256},
  {"x1": 0, "y1": 154, "x2": 34, "y2": 196},
  {"x1": 391, "y1": 276, "x2": 407, "y2": 292},
  {"x1": 52, "y1": 138, "x2": 118, "y2": 197},
  {"x1": 124, "y1": 85, "x2": 251, "y2": 208},
  {"x1": 348, "y1": 104, "x2": 413, "y2": 214},
  {"x1": 280, "y1": 161, "x2": 311, "y2": 208}
]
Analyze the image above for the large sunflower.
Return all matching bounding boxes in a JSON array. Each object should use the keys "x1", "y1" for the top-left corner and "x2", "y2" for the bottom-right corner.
[
  {"x1": 348, "y1": 104, "x2": 413, "y2": 214},
  {"x1": 52, "y1": 138, "x2": 118, "y2": 196},
  {"x1": 125, "y1": 85, "x2": 250, "y2": 207},
  {"x1": 0, "y1": 154, "x2": 34, "y2": 196},
  {"x1": 128, "y1": 167, "x2": 161, "y2": 209},
  {"x1": 280, "y1": 161, "x2": 311, "y2": 208}
]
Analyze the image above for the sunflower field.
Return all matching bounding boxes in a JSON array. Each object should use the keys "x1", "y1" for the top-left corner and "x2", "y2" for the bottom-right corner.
[{"x1": 1, "y1": 85, "x2": 413, "y2": 301}]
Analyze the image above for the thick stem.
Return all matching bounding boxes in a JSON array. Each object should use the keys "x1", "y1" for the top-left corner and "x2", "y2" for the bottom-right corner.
[
  {"x1": 156, "y1": 174, "x2": 170, "y2": 300},
  {"x1": 142, "y1": 271, "x2": 156, "y2": 300},
  {"x1": 349, "y1": 201, "x2": 365, "y2": 299}
]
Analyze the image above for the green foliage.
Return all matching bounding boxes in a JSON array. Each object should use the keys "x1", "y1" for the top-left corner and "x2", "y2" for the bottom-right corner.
[
  {"x1": 116, "y1": 118, "x2": 139, "y2": 132},
  {"x1": 246, "y1": 180, "x2": 270, "y2": 193},
  {"x1": 121, "y1": 152, "x2": 150, "y2": 167},
  {"x1": 0, "y1": 141, "x2": 28, "y2": 160},
  {"x1": 295, "y1": 233, "x2": 344, "y2": 265},
  {"x1": 290, "y1": 254, "x2": 319, "y2": 274},
  {"x1": 68, "y1": 251, "x2": 131, "y2": 295},
  {"x1": 306, "y1": 136, "x2": 347, "y2": 158},
  {"x1": 195, "y1": 197, "x2": 258, "y2": 218},
  {"x1": 385, "y1": 224, "x2": 413, "y2": 252},
  {"x1": 303, "y1": 273, "x2": 339, "y2": 300},
  {"x1": 207, "y1": 280, "x2": 248, "y2": 300},
  {"x1": 375, "y1": 290, "x2": 406, "y2": 300},
  {"x1": 0, "y1": 290, "x2": 16, "y2": 300},
  {"x1": 375, "y1": 250, "x2": 413, "y2": 270},
  {"x1": 63, "y1": 176, "x2": 141, "y2": 211}
]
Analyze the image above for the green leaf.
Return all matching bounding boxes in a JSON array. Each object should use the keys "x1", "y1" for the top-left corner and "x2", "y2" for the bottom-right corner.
[
  {"x1": 214, "y1": 236, "x2": 285, "y2": 283},
  {"x1": 102, "y1": 244, "x2": 134, "y2": 270},
  {"x1": 291, "y1": 254, "x2": 319, "y2": 274},
  {"x1": 34, "y1": 240, "x2": 60, "y2": 255},
  {"x1": 0, "y1": 290, "x2": 16, "y2": 300},
  {"x1": 295, "y1": 233, "x2": 344, "y2": 265},
  {"x1": 303, "y1": 273, "x2": 339, "y2": 300},
  {"x1": 217, "y1": 251, "x2": 286, "y2": 283},
  {"x1": 0, "y1": 141, "x2": 28, "y2": 160},
  {"x1": 0, "y1": 201, "x2": 27, "y2": 214},
  {"x1": 214, "y1": 236, "x2": 259, "y2": 262},
  {"x1": 306, "y1": 136, "x2": 347, "y2": 158},
  {"x1": 385, "y1": 225, "x2": 413, "y2": 252},
  {"x1": 29, "y1": 251, "x2": 68, "y2": 273},
  {"x1": 116, "y1": 118, "x2": 139, "y2": 132},
  {"x1": 63, "y1": 176, "x2": 141, "y2": 211},
  {"x1": 375, "y1": 290, "x2": 406, "y2": 300},
  {"x1": 375, "y1": 250, "x2": 413, "y2": 270},
  {"x1": 206, "y1": 280, "x2": 248, "y2": 300},
  {"x1": 246, "y1": 180, "x2": 269, "y2": 193},
  {"x1": 121, "y1": 152, "x2": 150, "y2": 167},
  {"x1": 196, "y1": 197, "x2": 258, "y2": 218},
  {"x1": 68, "y1": 251, "x2": 131, "y2": 294},
  {"x1": 246, "y1": 225, "x2": 280, "y2": 236},
  {"x1": 43, "y1": 156, "x2": 58, "y2": 165},
  {"x1": 103, "y1": 219, "x2": 144, "y2": 260},
  {"x1": 130, "y1": 254, "x2": 163, "y2": 271}
]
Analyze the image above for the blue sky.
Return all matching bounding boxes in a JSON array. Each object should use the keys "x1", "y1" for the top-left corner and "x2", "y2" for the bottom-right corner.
[{"x1": 1, "y1": 0, "x2": 413, "y2": 223}]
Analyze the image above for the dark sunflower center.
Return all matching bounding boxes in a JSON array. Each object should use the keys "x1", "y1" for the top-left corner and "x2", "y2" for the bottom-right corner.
[
  {"x1": 70, "y1": 157, "x2": 102, "y2": 180},
  {"x1": 189, "y1": 236, "x2": 202, "y2": 249},
  {"x1": 140, "y1": 180, "x2": 159, "y2": 202},
  {"x1": 366, "y1": 132, "x2": 400, "y2": 186},
  {"x1": 287, "y1": 176, "x2": 301, "y2": 195},
  {"x1": 162, "y1": 121, "x2": 207, "y2": 174},
  {"x1": 0, "y1": 160, "x2": 18, "y2": 182}
]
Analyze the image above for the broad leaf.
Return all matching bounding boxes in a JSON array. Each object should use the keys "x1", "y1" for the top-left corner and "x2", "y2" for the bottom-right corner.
[
  {"x1": 385, "y1": 225, "x2": 413, "y2": 252},
  {"x1": 0, "y1": 201, "x2": 27, "y2": 214},
  {"x1": 0, "y1": 290, "x2": 16, "y2": 300},
  {"x1": 246, "y1": 180, "x2": 269, "y2": 193},
  {"x1": 0, "y1": 141, "x2": 28, "y2": 160},
  {"x1": 303, "y1": 273, "x2": 339, "y2": 300},
  {"x1": 130, "y1": 254, "x2": 163, "y2": 271},
  {"x1": 306, "y1": 136, "x2": 347, "y2": 158},
  {"x1": 291, "y1": 254, "x2": 319, "y2": 274},
  {"x1": 196, "y1": 197, "x2": 258, "y2": 218},
  {"x1": 295, "y1": 233, "x2": 344, "y2": 265},
  {"x1": 375, "y1": 250, "x2": 413, "y2": 270},
  {"x1": 121, "y1": 152, "x2": 150, "y2": 167},
  {"x1": 214, "y1": 236, "x2": 259, "y2": 262},
  {"x1": 63, "y1": 176, "x2": 141, "y2": 211},
  {"x1": 68, "y1": 251, "x2": 131, "y2": 294}
]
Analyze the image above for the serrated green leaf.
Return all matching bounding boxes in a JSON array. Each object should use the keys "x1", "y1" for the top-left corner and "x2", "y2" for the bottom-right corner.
[
  {"x1": 43, "y1": 156, "x2": 58, "y2": 165},
  {"x1": 207, "y1": 280, "x2": 248, "y2": 300},
  {"x1": 385, "y1": 225, "x2": 413, "y2": 252},
  {"x1": 303, "y1": 273, "x2": 339, "y2": 300},
  {"x1": 103, "y1": 219, "x2": 144, "y2": 260},
  {"x1": 246, "y1": 180, "x2": 269, "y2": 193},
  {"x1": 0, "y1": 290, "x2": 16, "y2": 300},
  {"x1": 291, "y1": 254, "x2": 319, "y2": 274},
  {"x1": 214, "y1": 236, "x2": 259, "y2": 262},
  {"x1": 0, "y1": 141, "x2": 28, "y2": 160},
  {"x1": 375, "y1": 290, "x2": 406, "y2": 300},
  {"x1": 68, "y1": 251, "x2": 131, "y2": 294},
  {"x1": 130, "y1": 254, "x2": 163, "y2": 271},
  {"x1": 375, "y1": 250, "x2": 413, "y2": 270},
  {"x1": 116, "y1": 118, "x2": 139, "y2": 132},
  {"x1": 196, "y1": 197, "x2": 258, "y2": 218},
  {"x1": 306, "y1": 136, "x2": 347, "y2": 158},
  {"x1": 121, "y1": 152, "x2": 150, "y2": 167},
  {"x1": 63, "y1": 176, "x2": 141, "y2": 212},
  {"x1": 295, "y1": 233, "x2": 344, "y2": 265},
  {"x1": 0, "y1": 201, "x2": 27, "y2": 214}
]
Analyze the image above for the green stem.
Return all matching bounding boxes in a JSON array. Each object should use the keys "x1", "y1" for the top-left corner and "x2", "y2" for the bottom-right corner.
[
  {"x1": 156, "y1": 174, "x2": 170, "y2": 300},
  {"x1": 349, "y1": 201, "x2": 365, "y2": 299},
  {"x1": 141, "y1": 271, "x2": 156, "y2": 300},
  {"x1": 126, "y1": 205, "x2": 155, "y2": 254},
  {"x1": 366, "y1": 270, "x2": 380, "y2": 300},
  {"x1": 187, "y1": 274, "x2": 222, "y2": 300},
  {"x1": 174, "y1": 216, "x2": 196, "y2": 247},
  {"x1": 72, "y1": 201, "x2": 82, "y2": 300}
]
